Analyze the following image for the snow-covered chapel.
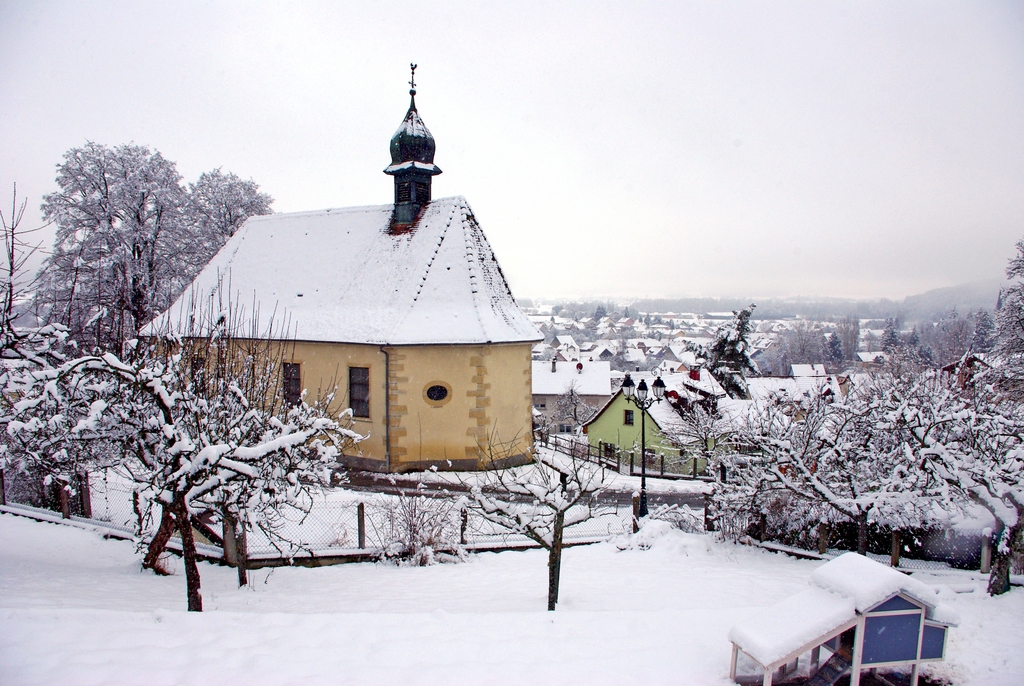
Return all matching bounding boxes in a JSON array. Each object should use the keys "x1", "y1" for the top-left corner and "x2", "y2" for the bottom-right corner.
[{"x1": 154, "y1": 71, "x2": 542, "y2": 472}]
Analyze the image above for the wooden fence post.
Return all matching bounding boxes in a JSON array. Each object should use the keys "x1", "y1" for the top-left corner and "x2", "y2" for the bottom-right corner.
[
  {"x1": 703, "y1": 493, "x2": 711, "y2": 532},
  {"x1": 59, "y1": 478, "x2": 71, "y2": 519},
  {"x1": 660, "y1": 453, "x2": 665, "y2": 477},
  {"x1": 758, "y1": 512, "x2": 767, "y2": 542},
  {"x1": 890, "y1": 530, "x2": 901, "y2": 568},
  {"x1": 629, "y1": 451, "x2": 635, "y2": 477},
  {"x1": 222, "y1": 513, "x2": 239, "y2": 566},
  {"x1": 632, "y1": 493, "x2": 640, "y2": 533},
  {"x1": 236, "y1": 525, "x2": 248, "y2": 587},
  {"x1": 460, "y1": 507, "x2": 468, "y2": 545},
  {"x1": 357, "y1": 502, "x2": 366, "y2": 549},
  {"x1": 0, "y1": 468, "x2": 5, "y2": 506},
  {"x1": 981, "y1": 529, "x2": 992, "y2": 574},
  {"x1": 817, "y1": 522, "x2": 828, "y2": 555},
  {"x1": 78, "y1": 470, "x2": 93, "y2": 519}
]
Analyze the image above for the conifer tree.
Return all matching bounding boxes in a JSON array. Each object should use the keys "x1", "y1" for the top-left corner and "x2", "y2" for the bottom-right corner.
[
  {"x1": 972, "y1": 309, "x2": 995, "y2": 353},
  {"x1": 881, "y1": 318, "x2": 901, "y2": 352},
  {"x1": 699, "y1": 304, "x2": 757, "y2": 399},
  {"x1": 825, "y1": 332, "x2": 843, "y2": 367}
]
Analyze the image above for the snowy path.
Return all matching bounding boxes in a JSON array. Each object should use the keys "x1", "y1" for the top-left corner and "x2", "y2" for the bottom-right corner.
[{"x1": 1, "y1": 513, "x2": 1021, "y2": 685}]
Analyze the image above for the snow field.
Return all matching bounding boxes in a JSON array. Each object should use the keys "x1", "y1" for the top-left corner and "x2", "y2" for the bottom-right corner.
[{"x1": 1, "y1": 514, "x2": 1021, "y2": 685}]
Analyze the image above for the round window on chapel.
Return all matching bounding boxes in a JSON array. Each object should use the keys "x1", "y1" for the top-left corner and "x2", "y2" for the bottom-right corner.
[{"x1": 426, "y1": 385, "x2": 448, "y2": 402}]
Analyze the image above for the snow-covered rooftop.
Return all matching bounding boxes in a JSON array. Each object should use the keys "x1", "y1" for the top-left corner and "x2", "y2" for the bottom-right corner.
[
  {"x1": 728, "y1": 587, "x2": 855, "y2": 668},
  {"x1": 810, "y1": 552, "x2": 953, "y2": 620},
  {"x1": 791, "y1": 363, "x2": 828, "y2": 378},
  {"x1": 532, "y1": 360, "x2": 612, "y2": 397},
  {"x1": 147, "y1": 197, "x2": 542, "y2": 346}
]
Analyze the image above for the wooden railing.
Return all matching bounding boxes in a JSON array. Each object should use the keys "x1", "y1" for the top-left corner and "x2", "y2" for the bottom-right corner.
[
  {"x1": 536, "y1": 431, "x2": 716, "y2": 481},
  {"x1": 535, "y1": 432, "x2": 619, "y2": 471}
]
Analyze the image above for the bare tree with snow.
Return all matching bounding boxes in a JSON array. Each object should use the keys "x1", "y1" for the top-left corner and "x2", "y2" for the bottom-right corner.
[
  {"x1": 3, "y1": 289, "x2": 361, "y2": 609},
  {"x1": 875, "y1": 368, "x2": 1024, "y2": 595},
  {"x1": 34, "y1": 143, "x2": 272, "y2": 353},
  {"x1": 550, "y1": 380, "x2": 597, "y2": 431},
  {"x1": 665, "y1": 397, "x2": 732, "y2": 478},
  {"x1": 729, "y1": 382, "x2": 933, "y2": 555},
  {"x1": 464, "y1": 447, "x2": 605, "y2": 610}
]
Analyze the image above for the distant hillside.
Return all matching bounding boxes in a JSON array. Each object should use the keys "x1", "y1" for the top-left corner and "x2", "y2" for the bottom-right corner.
[
  {"x1": 625, "y1": 279, "x2": 1003, "y2": 323},
  {"x1": 900, "y1": 279, "x2": 1002, "y2": 321}
]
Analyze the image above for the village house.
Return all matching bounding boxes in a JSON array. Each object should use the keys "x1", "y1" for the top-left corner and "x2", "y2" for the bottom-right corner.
[
  {"x1": 151, "y1": 75, "x2": 541, "y2": 472},
  {"x1": 582, "y1": 370, "x2": 727, "y2": 471},
  {"x1": 531, "y1": 358, "x2": 612, "y2": 432}
]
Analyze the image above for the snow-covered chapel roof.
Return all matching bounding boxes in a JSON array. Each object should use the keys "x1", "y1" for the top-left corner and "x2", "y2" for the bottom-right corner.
[{"x1": 148, "y1": 196, "x2": 542, "y2": 346}]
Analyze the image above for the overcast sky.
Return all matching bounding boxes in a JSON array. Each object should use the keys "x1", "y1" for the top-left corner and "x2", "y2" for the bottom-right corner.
[{"x1": 2, "y1": 1, "x2": 1023, "y2": 302}]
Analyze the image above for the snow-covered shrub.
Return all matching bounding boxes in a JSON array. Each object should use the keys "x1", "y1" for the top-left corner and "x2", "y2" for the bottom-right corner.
[
  {"x1": 615, "y1": 518, "x2": 677, "y2": 550},
  {"x1": 646, "y1": 503, "x2": 705, "y2": 534},
  {"x1": 371, "y1": 493, "x2": 463, "y2": 565}
]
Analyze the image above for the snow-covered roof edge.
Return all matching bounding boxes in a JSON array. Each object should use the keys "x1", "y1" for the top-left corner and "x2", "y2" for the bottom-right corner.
[{"x1": 143, "y1": 197, "x2": 542, "y2": 346}]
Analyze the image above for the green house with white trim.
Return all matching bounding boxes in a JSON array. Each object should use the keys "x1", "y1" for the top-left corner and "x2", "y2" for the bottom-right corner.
[{"x1": 582, "y1": 370, "x2": 726, "y2": 475}]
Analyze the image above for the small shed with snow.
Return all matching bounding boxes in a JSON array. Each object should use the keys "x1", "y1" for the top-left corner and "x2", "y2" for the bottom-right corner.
[{"x1": 728, "y1": 553, "x2": 957, "y2": 686}]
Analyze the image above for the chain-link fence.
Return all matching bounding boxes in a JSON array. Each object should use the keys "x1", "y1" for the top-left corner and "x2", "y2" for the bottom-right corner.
[
  {"x1": 6, "y1": 467, "x2": 1011, "y2": 575},
  {"x1": 1, "y1": 468, "x2": 637, "y2": 563},
  {"x1": 86, "y1": 470, "x2": 138, "y2": 533},
  {"x1": 241, "y1": 495, "x2": 636, "y2": 558}
]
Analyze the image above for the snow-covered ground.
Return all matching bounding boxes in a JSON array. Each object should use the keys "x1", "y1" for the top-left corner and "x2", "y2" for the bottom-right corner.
[{"x1": 1, "y1": 513, "x2": 1021, "y2": 685}]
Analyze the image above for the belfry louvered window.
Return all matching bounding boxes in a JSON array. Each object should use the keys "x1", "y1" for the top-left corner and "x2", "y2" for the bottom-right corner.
[
  {"x1": 415, "y1": 182, "x2": 430, "y2": 202},
  {"x1": 396, "y1": 182, "x2": 412, "y2": 203}
]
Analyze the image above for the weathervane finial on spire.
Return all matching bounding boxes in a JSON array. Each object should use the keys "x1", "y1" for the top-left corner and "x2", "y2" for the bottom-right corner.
[{"x1": 409, "y1": 63, "x2": 418, "y2": 96}]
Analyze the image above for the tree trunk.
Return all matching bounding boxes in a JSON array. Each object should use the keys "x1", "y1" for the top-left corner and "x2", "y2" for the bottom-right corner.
[
  {"x1": 143, "y1": 506, "x2": 176, "y2": 574},
  {"x1": 856, "y1": 512, "x2": 869, "y2": 556},
  {"x1": 632, "y1": 493, "x2": 640, "y2": 533},
  {"x1": 890, "y1": 530, "x2": 901, "y2": 568},
  {"x1": 175, "y1": 499, "x2": 203, "y2": 612},
  {"x1": 817, "y1": 522, "x2": 829, "y2": 555},
  {"x1": 987, "y1": 522, "x2": 1022, "y2": 596},
  {"x1": 547, "y1": 511, "x2": 565, "y2": 611}
]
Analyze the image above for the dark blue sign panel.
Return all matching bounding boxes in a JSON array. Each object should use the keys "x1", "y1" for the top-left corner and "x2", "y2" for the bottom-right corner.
[
  {"x1": 920, "y1": 624, "x2": 946, "y2": 660},
  {"x1": 871, "y1": 595, "x2": 920, "y2": 613},
  {"x1": 863, "y1": 613, "x2": 922, "y2": 664}
]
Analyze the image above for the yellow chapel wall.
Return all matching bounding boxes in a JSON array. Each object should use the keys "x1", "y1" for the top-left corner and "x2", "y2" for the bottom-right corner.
[
  {"x1": 281, "y1": 340, "x2": 534, "y2": 473},
  {"x1": 384, "y1": 342, "x2": 534, "y2": 472},
  {"x1": 282, "y1": 340, "x2": 389, "y2": 470}
]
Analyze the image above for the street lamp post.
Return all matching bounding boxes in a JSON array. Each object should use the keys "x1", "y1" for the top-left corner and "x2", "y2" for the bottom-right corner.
[{"x1": 621, "y1": 372, "x2": 666, "y2": 518}]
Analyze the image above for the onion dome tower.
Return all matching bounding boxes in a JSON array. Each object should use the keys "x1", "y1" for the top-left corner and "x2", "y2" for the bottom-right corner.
[{"x1": 385, "y1": 64, "x2": 442, "y2": 227}]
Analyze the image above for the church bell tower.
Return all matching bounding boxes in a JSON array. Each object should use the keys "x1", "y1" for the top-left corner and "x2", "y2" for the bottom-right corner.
[{"x1": 385, "y1": 64, "x2": 442, "y2": 227}]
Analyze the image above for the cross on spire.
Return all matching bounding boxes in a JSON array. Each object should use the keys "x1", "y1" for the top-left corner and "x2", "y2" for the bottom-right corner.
[{"x1": 409, "y1": 63, "x2": 417, "y2": 96}]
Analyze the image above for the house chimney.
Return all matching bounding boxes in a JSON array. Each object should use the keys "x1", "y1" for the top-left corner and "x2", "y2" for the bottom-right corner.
[{"x1": 551, "y1": 358, "x2": 557, "y2": 373}]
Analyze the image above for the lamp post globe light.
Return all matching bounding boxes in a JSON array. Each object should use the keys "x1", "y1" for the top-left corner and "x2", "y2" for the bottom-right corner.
[{"x1": 621, "y1": 372, "x2": 666, "y2": 518}]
